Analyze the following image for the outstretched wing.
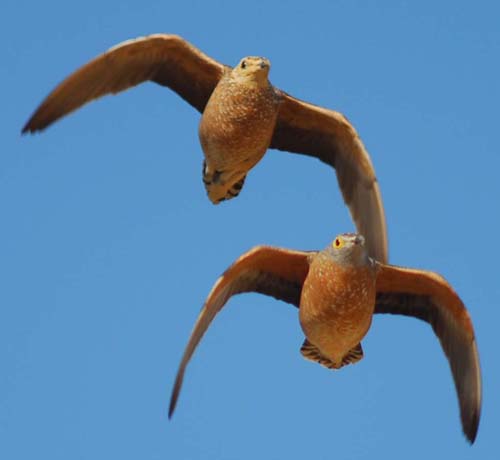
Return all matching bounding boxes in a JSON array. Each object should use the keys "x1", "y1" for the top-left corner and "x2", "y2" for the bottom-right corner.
[
  {"x1": 271, "y1": 93, "x2": 388, "y2": 264},
  {"x1": 169, "y1": 246, "x2": 312, "y2": 417},
  {"x1": 22, "y1": 34, "x2": 227, "y2": 133},
  {"x1": 375, "y1": 263, "x2": 482, "y2": 443}
]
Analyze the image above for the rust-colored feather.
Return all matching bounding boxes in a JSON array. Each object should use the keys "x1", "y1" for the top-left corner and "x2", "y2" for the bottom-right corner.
[
  {"x1": 22, "y1": 36, "x2": 389, "y2": 264},
  {"x1": 168, "y1": 246, "x2": 311, "y2": 417},
  {"x1": 271, "y1": 93, "x2": 387, "y2": 263},
  {"x1": 22, "y1": 34, "x2": 225, "y2": 133},
  {"x1": 375, "y1": 263, "x2": 481, "y2": 443}
]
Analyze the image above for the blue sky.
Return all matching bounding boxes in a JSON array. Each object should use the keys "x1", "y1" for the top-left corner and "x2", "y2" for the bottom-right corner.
[{"x1": 2, "y1": 0, "x2": 499, "y2": 458}]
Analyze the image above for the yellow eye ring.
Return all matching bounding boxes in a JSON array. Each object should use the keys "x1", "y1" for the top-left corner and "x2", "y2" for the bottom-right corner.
[{"x1": 333, "y1": 237, "x2": 344, "y2": 249}]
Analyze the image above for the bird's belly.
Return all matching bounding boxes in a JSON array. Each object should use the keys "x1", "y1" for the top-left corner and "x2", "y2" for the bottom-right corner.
[
  {"x1": 299, "y1": 265, "x2": 376, "y2": 363},
  {"x1": 200, "y1": 116, "x2": 274, "y2": 172},
  {"x1": 198, "y1": 82, "x2": 279, "y2": 174},
  {"x1": 203, "y1": 140, "x2": 268, "y2": 176}
]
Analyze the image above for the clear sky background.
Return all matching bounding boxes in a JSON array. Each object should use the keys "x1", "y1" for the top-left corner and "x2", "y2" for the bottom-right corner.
[{"x1": 2, "y1": 1, "x2": 499, "y2": 459}]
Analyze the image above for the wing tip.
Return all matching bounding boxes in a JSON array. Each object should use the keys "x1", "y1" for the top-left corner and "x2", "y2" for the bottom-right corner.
[
  {"x1": 463, "y1": 398, "x2": 481, "y2": 444},
  {"x1": 464, "y1": 411, "x2": 480, "y2": 444},
  {"x1": 168, "y1": 371, "x2": 184, "y2": 420},
  {"x1": 21, "y1": 116, "x2": 45, "y2": 135},
  {"x1": 168, "y1": 399, "x2": 176, "y2": 419},
  {"x1": 21, "y1": 121, "x2": 32, "y2": 135},
  {"x1": 168, "y1": 392, "x2": 178, "y2": 419}
]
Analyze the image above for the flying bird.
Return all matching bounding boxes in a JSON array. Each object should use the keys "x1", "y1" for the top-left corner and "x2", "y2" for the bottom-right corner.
[
  {"x1": 22, "y1": 34, "x2": 388, "y2": 263},
  {"x1": 168, "y1": 233, "x2": 481, "y2": 444}
]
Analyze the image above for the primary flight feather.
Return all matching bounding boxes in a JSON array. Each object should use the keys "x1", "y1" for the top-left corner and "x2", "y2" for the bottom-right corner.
[
  {"x1": 169, "y1": 234, "x2": 481, "y2": 444},
  {"x1": 23, "y1": 34, "x2": 388, "y2": 263}
]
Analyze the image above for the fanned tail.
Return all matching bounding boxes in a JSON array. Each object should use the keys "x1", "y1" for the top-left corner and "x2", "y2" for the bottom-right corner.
[
  {"x1": 300, "y1": 339, "x2": 363, "y2": 369},
  {"x1": 202, "y1": 160, "x2": 246, "y2": 204}
]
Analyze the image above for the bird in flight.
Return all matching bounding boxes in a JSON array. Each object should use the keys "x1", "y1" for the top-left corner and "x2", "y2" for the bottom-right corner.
[
  {"x1": 168, "y1": 233, "x2": 481, "y2": 444},
  {"x1": 22, "y1": 34, "x2": 388, "y2": 263}
]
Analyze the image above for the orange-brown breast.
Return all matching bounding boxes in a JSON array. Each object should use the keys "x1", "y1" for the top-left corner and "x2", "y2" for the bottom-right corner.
[
  {"x1": 299, "y1": 253, "x2": 377, "y2": 363},
  {"x1": 199, "y1": 76, "x2": 280, "y2": 172}
]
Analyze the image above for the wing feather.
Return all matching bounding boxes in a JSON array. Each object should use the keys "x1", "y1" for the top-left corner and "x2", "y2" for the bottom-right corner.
[
  {"x1": 271, "y1": 93, "x2": 387, "y2": 263},
  {"x1": 375, "y1": 263, "x2": 481, "y2": 443},
  {"x1": 168, "y1": 246, "x2": 312, "y2": 417},
  {"x1": 22, "y1": 34, "x2": 226, "y2": 133}
]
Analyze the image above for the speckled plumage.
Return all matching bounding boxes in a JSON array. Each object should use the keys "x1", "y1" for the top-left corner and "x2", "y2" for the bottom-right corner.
[
  {"x1": 300, "y1": 240, "x2": 376, "y2": 367},
  {"x1": 22, "y1": 34, "x2": 388, "y2": 262},
  {"x1": 168, "y1": 233, "x2": 481, "y2": 444},
  {"x1": 199, "y1": 58, "x2": 280, "y2": 203}
]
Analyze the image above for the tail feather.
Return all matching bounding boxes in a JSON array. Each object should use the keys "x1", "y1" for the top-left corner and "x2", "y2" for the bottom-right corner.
[
  {"x1": 341, "y1": 343, "x2": 364, "y2": 366},
  {"x1": 225, "y1": 176, "x2": 246, "y2": 199},
  {"x1": 202, "y1": 160, "x2": 246, "y2": 204},
  {"x1": 300, "y1": 339, "x2": 364, "y2": 369}
]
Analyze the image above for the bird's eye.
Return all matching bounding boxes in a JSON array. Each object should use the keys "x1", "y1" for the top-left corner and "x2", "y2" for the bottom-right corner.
[
  {"x1": 333, "y1": 237, "x2": 344, "y2": 249},
  {"x1": 241, "y1": 60, "x2": 247, "y2": 69}
]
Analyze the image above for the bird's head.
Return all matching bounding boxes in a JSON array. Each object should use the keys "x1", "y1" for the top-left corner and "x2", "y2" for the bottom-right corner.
[
  {"x1": 233, "y1": 56, "x2": 271, "y2": 84},
  {"x1": 324, "y1": 233, "x2": 370, "y2": 267}
]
